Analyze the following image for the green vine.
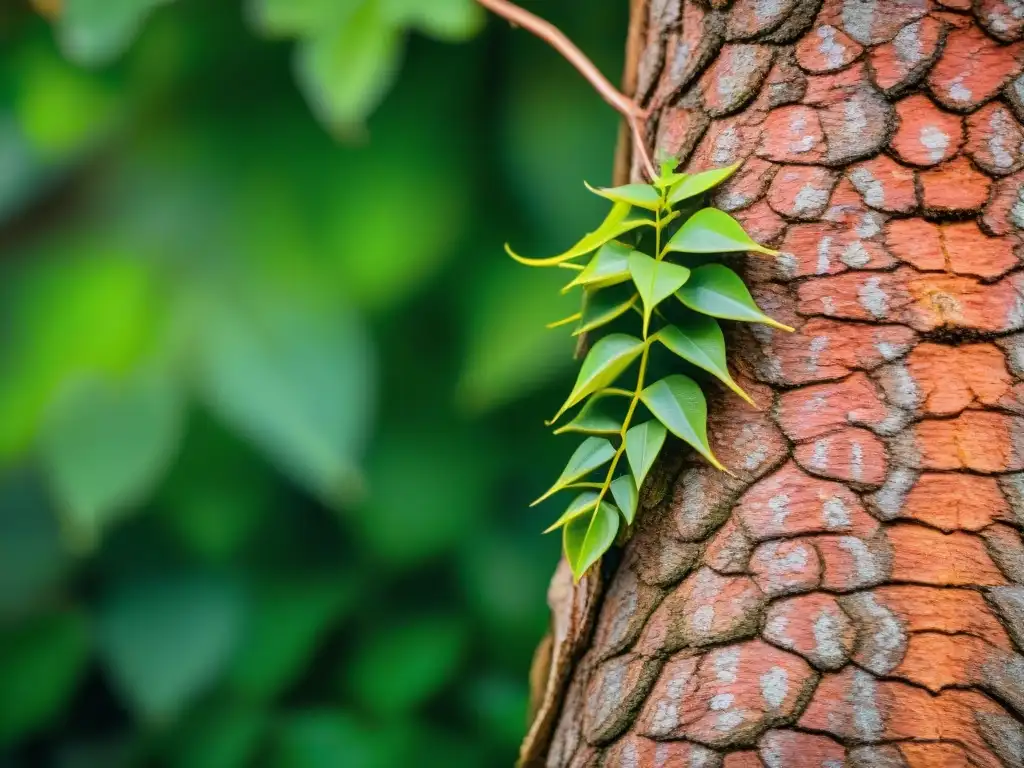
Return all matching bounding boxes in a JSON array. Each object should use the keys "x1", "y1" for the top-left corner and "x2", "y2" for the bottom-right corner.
[{"x1": 506, "y1": 159, "x2": 793, "y2": 581}]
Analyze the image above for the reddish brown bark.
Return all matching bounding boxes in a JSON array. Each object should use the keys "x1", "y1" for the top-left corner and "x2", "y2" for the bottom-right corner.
[{"x1": 524, "y1": 1, "x2": 1024, "y2": 766}]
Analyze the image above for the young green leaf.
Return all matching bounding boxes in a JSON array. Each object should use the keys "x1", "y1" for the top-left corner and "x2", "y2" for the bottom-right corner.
[
  {"x1": 543, "y1": 492, "x2": 600, "y2": 533},
  {"x1": 549, "y1": 335, "x2": 645, "y2": 424},
  {"x1": 655, "y1": 159, "x2": 686, "y2": 190},
  {"x1": 627, "y1": 252, "x2": 691, "y2": 336},
  {"x1": 624, "y1": 420, "x2": 667, "y2": 490},
  {"x1": 640, "y1": 375, "x2": 726, "y2": 472},
  {"x1": 562, "y1": 241, "x2": 632, "y2": 292},
  {"x1": 563, "y1": 502, "x2": 620, "y2": 581},
  {"x1": 546, "y1": 312, "x2": 582, "y2": 329},
  {"x1": 667, "y1": 164, "x2": 741, "y2": 205},
  {"x1": 609, "y1": 475, "x2": 638, "y2": 525},
  {"x1": 574, "y1": 286, "x2": 638, "y2": 336},
  {"x1": 656, "y1": 317, "x2": 754, "y2": 406},
  {"x1": 553, "y1": 391, "x2": 624, "y2": 436},
  {"x1": 506, "y1": 202, "x2": 651, "y2": 267},
  {"x1": 665, "y1": 208, "x2": 777, "y2": 256},
  {"x1": 584, "y1": 182, "x2": 661, "y2": 211},
  {"x1": 676, "y1": 264, "x2": 793, "y2": 331},
  {"x1": 531, "y1": 437, "x2": 615, "y2": 506}
]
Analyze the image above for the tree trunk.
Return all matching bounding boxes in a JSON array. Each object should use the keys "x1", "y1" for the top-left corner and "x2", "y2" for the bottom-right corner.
[{"x1": 524, "y1": 1, "x2": 1024, "y2": 765}]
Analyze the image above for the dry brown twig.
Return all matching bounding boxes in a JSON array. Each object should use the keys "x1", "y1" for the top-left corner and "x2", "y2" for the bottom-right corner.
[{"x1": 476, "y1": 0, "x2": 657, "y2": 181}]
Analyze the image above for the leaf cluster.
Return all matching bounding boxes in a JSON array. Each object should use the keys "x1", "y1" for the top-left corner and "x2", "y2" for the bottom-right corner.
[
  {"x1": 47, "y1": 0, "x2": 483, "y2": 133},
  {"x1": 509, "y1": 161, "x2": 791, "y2": 580}
]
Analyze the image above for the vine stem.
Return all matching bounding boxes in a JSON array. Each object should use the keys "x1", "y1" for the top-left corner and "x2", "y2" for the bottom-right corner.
[
  {"x1": 475, "y1": 0, "x2": 658, "y2": 181},
  {"x1": 590, "y1": 192, "x2": 666, "y2": 515}
]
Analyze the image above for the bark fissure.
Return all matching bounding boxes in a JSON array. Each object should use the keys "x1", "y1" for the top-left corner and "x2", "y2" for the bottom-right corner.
[{"x1": 530, "y1": 1, "x2": 1024, "y2": 765}]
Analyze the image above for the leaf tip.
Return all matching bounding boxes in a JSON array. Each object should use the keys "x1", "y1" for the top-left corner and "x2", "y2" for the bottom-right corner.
[{"x1": 767, "y1": 319, "x2": 796, "y2": 333}]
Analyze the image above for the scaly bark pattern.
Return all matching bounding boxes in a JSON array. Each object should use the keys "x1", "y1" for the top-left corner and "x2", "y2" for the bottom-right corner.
[{"x1": 541, "y1": 0, "x2": 1024, "y2": 765}]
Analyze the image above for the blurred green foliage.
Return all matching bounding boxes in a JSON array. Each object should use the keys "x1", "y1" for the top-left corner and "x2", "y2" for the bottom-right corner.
[{"x1": 0, "y1": 0, "x2": 627, "y2": 765}]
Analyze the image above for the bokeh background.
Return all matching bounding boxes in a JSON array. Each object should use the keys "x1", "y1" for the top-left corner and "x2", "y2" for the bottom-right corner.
[{"x1": 0, "y1": 1, "x2": 628, "y2": 766}]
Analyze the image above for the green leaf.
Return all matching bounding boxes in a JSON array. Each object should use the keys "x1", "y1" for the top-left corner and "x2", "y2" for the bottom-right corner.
[
  {"x1": 271, "y1": 710, "x2": 388, "y2": 768},
  {"x1": 584, "y1": 181, "x2": 661, "y2": 211},
  {"x1": 295, "y1": 3, "x2": 403, "y2": 134},
  {"x1": 248, "y1": 0, "x2": 358, "y2": 36},
  {"x1": 97, "y1": 572, "x2": 245, "y2": 723},
  {"x1": 0, "y1": 611, "x2": 89, "y2": 746},
  {"x1": 550, "y1": 334, "x2": 645, "y2": 423},
  {"x1": 627, "y1": 251, "x2": 691, "y2": 335},
  {"x1": 667, "y1": 164, "x2": 741, "y2": 205},
  {"x1": 532, "y1": 437, "x2": 615, "y2": 506},
  {"x1": 574, "y1": 285, "x2": 638, "y2": 336},
  {"x1": 195, "y1": 291, "x2": 373, "y2": 507},
  {"x1": 382, "y1": 0, "x2": 484, "y2": 40},
  {"x1": 156, "y1": 416, "x2": 271, "y2": 563},
  {"x1": 38, "y1": 368, "x2": 182, "y2": 547},
  {"x1": 168, "y1": 704, "x2": 267, "y2": 768},
  {"x1": 675, "y1": 264, "x2": 793, "y2": 331},
  {"x1": 624, "y1": 420, "x2": 666, "y2": 490},
  {"x1": 543, "y1": 492, "x2": 600, "y2": 533},
  {"x1": 657, "y1": 317, "x2": 754, "y2": 405},
  {"x1": 0, "y1": 474, "x2": 67, "y2": 620},
  {"x1": 506, "y1": 202, "x2": 651, "y2": 267},
  {"x1": 57, "y1": 0, "x2": 173, "y2": 66},
  {"x1": 563, "y1": 502, "x2": 619, "y2": 581},
  {"x1": 640, "y1": 375, "x2": 726, "y2": 472},
  {"x1": 229, "y1": 574, "x2": 355, "y2": 701},
  {"x1": 562, "y1": 241, "x2": 632, "y2": 292},
  {"x1": 457, "y1": 261, "x2": 576, "y2": 413},
  {"x1": 655, "y1": 158, "x2": 685, "y2": 189},
  {"x1": 356, "y1": 430, "x2": 490, "y2": 565},
  {"x1": 345, "y1": 617, "x2": 466, "y2": 716},
  {"x1": 666, "y1": 207, "x2": 777, "y2": 256},
  {"x1": 609, "y1": 474, "x2": 638, "y2": 525},
  {"x1": 552, "y1": 390, "x2": 625, "y2": 436}
]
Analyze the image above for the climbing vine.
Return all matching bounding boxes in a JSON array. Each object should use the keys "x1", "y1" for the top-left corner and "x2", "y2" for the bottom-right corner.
[{"x1": 507, "y1": 161, "x2": 792, "y2": 580}]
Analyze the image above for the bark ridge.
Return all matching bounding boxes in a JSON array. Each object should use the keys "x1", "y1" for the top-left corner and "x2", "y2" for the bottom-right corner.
[{"x1": 542, "y1": 0, "x2": 1024, "y2": 765}]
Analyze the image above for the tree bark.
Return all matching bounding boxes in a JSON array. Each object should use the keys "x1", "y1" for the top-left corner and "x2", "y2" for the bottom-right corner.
[{"x1": 526, "y1": 1, "x2": 1024, "y2": 766}]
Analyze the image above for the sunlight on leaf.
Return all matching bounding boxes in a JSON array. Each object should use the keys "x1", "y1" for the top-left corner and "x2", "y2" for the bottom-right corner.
[
  {"x1": 667, "y1": 163, "x2": 740, "y2": 205},
  {"x1": 665, "y1": 207, "x2": 777, "y2": 256},
  {"x1": 675, "y1": 264, "x2": 793, "y2": 331},
  {"x1": 584, "y1": 181, "x2": 661, "y2": 211}
]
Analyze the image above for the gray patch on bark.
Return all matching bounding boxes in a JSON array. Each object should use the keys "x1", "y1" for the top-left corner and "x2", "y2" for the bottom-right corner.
[{"x1": 977, "y1": 711, "x2": 1024, "y2": 768}]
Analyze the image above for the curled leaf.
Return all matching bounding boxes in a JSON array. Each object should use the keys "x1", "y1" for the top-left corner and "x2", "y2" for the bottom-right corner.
[
  {"x1": 546, "y1": 312, "x2": 582, "y2": 330},
  {"x1": 531, "y1": 437, "x2": 615, "y2": 506},
  {"x1": 665, "y1": 208, "x2": 777, "y2": 256},
  {"x1": 506, "y1": 202, "x2": 652, "y2": 267},
  {"x1": 675, "y1": 264, "x2": 793, "y2": 331}
]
